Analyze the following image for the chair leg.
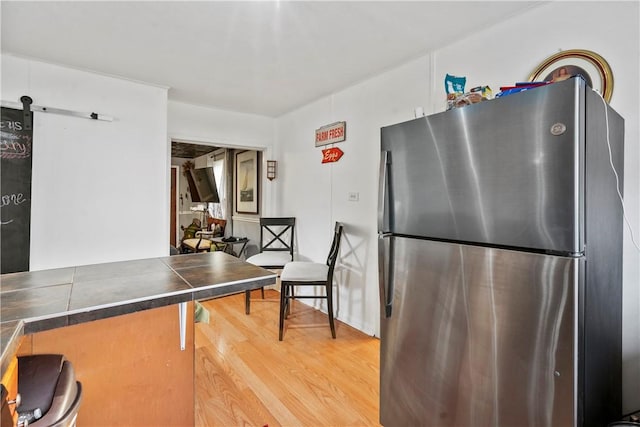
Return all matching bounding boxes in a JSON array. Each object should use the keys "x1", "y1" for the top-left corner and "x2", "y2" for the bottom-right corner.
[
  {"x1": 326, "y1": 282, "x2": 336, "y2": 339},
  {"x1": 261, "y1": 287, "x2": 265, "y2": 299},
  {"x1": 279, "y1": 283, "x2": 288, "y2": 341},
  {"x1": 286, "y1": 285, "x2": 294, "y2": 317}
]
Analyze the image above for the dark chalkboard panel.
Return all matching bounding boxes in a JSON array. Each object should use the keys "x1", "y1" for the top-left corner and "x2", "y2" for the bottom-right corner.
[{"x1": 1, "y1": 107, "x2": 33, "y2": 273}]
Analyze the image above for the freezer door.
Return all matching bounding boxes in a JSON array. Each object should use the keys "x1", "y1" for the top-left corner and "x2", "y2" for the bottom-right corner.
[
  {"x1": 379, "y1": 237, "x2": 577, "y2": 427},
  {"x1": 380, "y1": 78, "x2": 585, "y2": 254}
]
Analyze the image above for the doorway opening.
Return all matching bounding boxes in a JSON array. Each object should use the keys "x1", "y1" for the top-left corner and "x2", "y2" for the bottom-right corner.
[{"x1": 170, "y1": 140, "x2": 263, "y2": 252}]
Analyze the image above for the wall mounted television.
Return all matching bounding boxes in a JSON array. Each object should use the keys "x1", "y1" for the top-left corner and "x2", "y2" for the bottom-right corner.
[{"x1": 186, "y1": 167, "x2": 220, "y2": 203}]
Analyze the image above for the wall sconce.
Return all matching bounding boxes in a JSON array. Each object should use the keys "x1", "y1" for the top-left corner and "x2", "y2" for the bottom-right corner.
[{"x1": 266, "y1": 160, "x2": 277, "y2": 181}]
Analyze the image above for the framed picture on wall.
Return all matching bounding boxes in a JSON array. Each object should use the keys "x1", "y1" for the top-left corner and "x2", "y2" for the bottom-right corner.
[{"x1": 235, "y1": 150, "x2": 259, "y2": 214}]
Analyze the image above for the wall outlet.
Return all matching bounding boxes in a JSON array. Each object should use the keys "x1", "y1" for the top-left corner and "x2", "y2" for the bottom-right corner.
[{"x1": 348, "y1": 192, "x2": 359, "y2": 202}]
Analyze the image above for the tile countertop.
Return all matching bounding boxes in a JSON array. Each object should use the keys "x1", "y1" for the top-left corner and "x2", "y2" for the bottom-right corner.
[{"x1": 0, "y1": 251, "x2": 276, "y2": 374}]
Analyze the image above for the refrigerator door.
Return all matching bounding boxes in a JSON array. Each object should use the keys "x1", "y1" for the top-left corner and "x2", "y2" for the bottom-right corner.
[
  {"x1": 380, "y1": 78, "x2": 585, "y2": 254},
  {"x1": 379, "y1": 236, "x2": 577, "y2": 427}
]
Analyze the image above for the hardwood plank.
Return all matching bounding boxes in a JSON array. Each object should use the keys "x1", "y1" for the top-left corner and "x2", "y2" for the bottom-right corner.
[
  {"x1": 196, "y1": 345, "x2": 278, "y2": 426},
  {"x1": 196, "y1": 290, "x2": 381, "y2": 426}
]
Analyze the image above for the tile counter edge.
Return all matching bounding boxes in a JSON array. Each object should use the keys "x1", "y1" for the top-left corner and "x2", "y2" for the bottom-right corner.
[
  {"x1": 1, "y1": 252, "x2": 277, "y2": 377},
  {"x1": 0, "y1": 320, "x2": 24, "y2": 375}
]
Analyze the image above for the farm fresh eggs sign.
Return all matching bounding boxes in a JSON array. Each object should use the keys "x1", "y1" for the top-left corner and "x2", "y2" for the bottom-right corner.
[{"x1": 315, "y1": 121, "x2": 346, "y2": 147}]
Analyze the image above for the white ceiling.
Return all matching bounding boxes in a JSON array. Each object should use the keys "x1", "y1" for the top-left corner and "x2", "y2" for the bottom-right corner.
[{"x1": 1, "y1": 1, "x2": 543, "y2": 117}]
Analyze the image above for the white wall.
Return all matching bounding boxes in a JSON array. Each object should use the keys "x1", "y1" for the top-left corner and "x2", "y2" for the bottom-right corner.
[
  {"x1": 274, "y1": 1, "x2": 640, "y2": 413},
  {"x1": 168, "y1": 100, "x2": 273, "y2": 150},
  {"x1": 1, "y1": 55, "x2": 169, "y2": 269}
]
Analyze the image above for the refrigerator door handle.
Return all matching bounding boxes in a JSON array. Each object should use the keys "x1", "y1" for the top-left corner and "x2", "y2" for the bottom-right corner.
[
  {"x1": 378, "y1": 232, "x2": 394, "y2": 318},
  {"x1": 378, "y1": 150, "x2": 391, "y2": 233}
]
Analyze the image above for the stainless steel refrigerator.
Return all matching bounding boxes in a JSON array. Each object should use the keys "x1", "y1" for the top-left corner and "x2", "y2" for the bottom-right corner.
[{"x1": 378, "y1": 77, "x2": 624, "y2": 427}]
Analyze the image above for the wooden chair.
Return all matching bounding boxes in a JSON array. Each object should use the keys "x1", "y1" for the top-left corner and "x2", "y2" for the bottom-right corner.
[
  {"x1": 245, "y1": 217, "x2": 295, "y2": 314},
  {"x1": 181, "y1": 218, "x2": 227, "y2": 253},
  {"x1": 207, "y1": 217, "x2": 227, "y2": 236},
  {"x1": 278, "y1": 222, "x2": 343, "y2": 341}
]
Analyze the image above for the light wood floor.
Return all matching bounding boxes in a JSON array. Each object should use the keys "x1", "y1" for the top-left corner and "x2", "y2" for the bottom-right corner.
[{"x1": 195, "y1": 289, "x2": 381, "y2": 427}]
